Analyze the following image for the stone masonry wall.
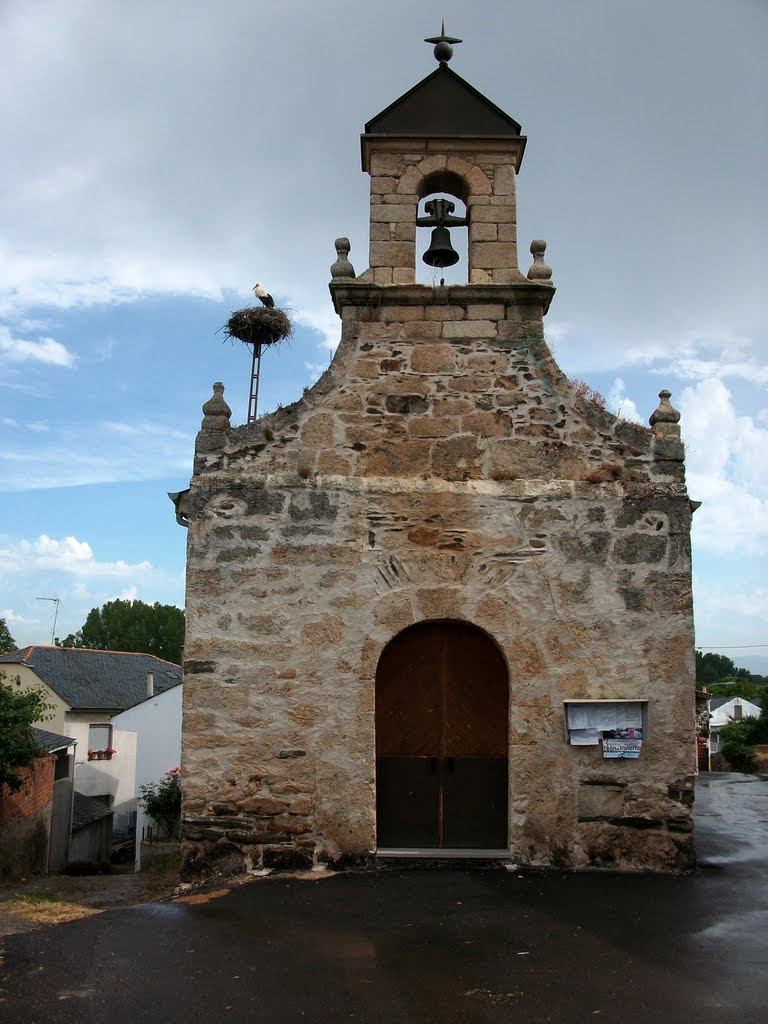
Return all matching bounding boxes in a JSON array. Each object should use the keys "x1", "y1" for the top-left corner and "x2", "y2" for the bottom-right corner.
[{"x1": 180, "y1": 281, "x2": 695, "y2": 878}]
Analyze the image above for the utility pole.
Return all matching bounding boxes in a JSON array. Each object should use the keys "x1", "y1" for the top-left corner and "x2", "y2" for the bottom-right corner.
[{"x1": 36, "y1": 597, "x2": 61, "y2": 645}]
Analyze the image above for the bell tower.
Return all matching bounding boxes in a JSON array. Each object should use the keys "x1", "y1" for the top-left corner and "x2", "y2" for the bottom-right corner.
[{"x1": 360, "y1": 25, "x2": 529, "y2": 286}]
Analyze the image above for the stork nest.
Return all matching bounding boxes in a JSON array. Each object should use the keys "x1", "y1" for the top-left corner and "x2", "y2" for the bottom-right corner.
[{"x1": 223, "y1": 306, "x2": 293, "y2": 347}]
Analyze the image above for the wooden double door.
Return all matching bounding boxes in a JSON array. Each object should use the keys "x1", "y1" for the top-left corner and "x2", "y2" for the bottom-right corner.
[{"x1": 375, "y1": 621, "x2": 509, "y2": 850}]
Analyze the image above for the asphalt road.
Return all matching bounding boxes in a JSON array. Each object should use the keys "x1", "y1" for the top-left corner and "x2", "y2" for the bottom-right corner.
[{"x1": 1, "y1": 772, "x2": 766, "y2": 1024}]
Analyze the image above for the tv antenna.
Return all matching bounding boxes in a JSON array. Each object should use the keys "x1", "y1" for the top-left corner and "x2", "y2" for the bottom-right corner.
[{"x1": 36, "y1": 596, "x2": 61, "y2": 644}]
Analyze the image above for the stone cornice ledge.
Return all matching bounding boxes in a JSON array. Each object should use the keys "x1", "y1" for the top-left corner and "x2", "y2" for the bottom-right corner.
[
  {"x1": 190, "y1": 473, "x2": 687, "y2": 502},
  {"x1": 330, "y1": 280, "x2": 556, "y2": 316}
]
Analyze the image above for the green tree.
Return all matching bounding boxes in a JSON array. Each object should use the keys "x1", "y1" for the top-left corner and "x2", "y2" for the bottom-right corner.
[
  {"x1": 718, "y1": 702, "x2": 768, "y2": 774},
  {"x1": 706, "y1": 679, "x2": 767, "y2": 702},
  {"x1": 0, "y1": 617, "x2": 17, "y2": 654},
  {"x1": 57, "y1": 599, "x2": 185, "y2": 665},
  {"x1": 696, "y1": 651, "x2": 738, "y2": 685},
  {"x1": 139, "y1": 768, "x2": 182, "y2": 838},
  {"x1": 0, "y1": 675, "x2": 53, "y2": 791}
]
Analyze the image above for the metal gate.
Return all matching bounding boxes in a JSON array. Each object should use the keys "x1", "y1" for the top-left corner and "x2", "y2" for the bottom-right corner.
[{"x1": 375, "y1": 620, "x2": 509, "y2": 849}]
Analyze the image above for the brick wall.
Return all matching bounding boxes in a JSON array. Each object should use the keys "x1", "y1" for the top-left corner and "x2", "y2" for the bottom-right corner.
[
  {"x1": 0, "y1": 755, "x2": 54, "y2": 879},
  {"x1": 0, "y1": 754, "x2": 55, "y2": 823}
]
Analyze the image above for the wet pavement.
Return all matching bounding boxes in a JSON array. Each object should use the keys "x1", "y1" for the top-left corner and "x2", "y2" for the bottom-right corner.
[{"x1": 1, "y1": 772, "x2": 767, "y2": 1024}]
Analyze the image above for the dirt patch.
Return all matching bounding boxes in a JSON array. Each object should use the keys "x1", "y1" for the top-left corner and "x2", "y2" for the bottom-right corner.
[{"x1": 0, "y1": 858, "x2": 180, "y2": 937}]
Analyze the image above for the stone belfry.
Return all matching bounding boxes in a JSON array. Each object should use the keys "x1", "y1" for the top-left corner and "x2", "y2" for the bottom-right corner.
[{"x1": 176, "y1": 29, "x2": 696, "y2": 878}]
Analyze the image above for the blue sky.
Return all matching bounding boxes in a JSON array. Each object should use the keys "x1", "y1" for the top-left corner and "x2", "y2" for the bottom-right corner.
[{"x1": 1, "y1": 1, "x2": 766, "y2": 670}]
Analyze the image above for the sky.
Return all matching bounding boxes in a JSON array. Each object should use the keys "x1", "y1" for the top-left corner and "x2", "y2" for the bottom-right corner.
[{"x1": 1, "y1": 1, "x2": 766, "y2": 671}]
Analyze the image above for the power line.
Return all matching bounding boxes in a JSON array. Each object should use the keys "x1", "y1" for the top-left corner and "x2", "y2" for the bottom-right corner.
[{"x1": 697, "y1": 645, "x2": 768, "y2": 650}]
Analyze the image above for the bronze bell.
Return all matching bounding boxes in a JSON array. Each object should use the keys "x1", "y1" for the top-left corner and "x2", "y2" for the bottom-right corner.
[{"x1": 422, "y1": 225, "x2": 460, "y2": 269}]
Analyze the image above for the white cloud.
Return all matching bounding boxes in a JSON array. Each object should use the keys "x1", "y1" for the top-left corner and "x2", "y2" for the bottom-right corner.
[
  {"x1": 0, "y1": 607, "x2": 40, "y2": 626},
  {"x1": 0, "y1": 419, "x2": 195, "y2": 492},
  {"x1": 681, "y1": 379, "x2": 768, "y2": 555},
  {"x1": 544, "y1": 322, "x2": 572, "y2": 347},
  {"x1": 606, "y1": 378, "x2": 643, "y2": 424},
  {"x1": 626, "y1": 331, "x2": 768, "y2": 389},
  {"x1": 0, "y1": 326, "x2": 74, "y2": 366},
  {"x1": 0, "y1": 534, "x2": 152, "y2": 578}
]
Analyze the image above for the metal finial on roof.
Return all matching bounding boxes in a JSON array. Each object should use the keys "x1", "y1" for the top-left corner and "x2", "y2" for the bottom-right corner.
[{"x1": 424, "y1": 20, "x2": 462, "y2": 64}]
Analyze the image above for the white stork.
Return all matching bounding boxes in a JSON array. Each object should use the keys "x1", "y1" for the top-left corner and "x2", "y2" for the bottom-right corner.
[{"x1": 252, "y1": 282, "x2": 274, "y2": 308}]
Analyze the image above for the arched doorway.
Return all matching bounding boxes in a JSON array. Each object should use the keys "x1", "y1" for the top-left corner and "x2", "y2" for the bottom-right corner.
[{"x1": 375, "y1": 620, "x2": 509, "y2": 850}]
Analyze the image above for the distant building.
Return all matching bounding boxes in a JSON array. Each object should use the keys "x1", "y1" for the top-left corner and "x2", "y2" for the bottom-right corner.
[
  {"x1": 0, "y1": 647, "x2": 182, "y2": 843},
  {"x1": 709, "y1": 696, "x2": 762, "y2": 754}
]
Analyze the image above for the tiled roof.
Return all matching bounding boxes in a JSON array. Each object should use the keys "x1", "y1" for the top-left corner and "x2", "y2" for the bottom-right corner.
[
  {"x1": 32, "y1": 728, "x2": 76, "y2": 753},
  {"x1": 72, "y1": 791, "x2": 113, "y2": 831},
  {"x1": 0, "y1": 646, "x2": 182, "y2": 712},
  {"x1": 709, "y1": 697, "x2": 730, "y2": 711}
]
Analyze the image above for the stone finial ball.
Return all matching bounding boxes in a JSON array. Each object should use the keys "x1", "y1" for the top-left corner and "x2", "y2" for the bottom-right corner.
[
  {"x1": 530, "y1": 239, "x2": 547, "y2": 255},
  {"x1": 434, "y1": 40, "x2": 453, "y2": 62}
]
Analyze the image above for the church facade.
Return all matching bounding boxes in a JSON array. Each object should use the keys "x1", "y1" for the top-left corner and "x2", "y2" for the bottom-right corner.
[{"x1": 175, "y1": 42, "x2": 697, "y2": 877}]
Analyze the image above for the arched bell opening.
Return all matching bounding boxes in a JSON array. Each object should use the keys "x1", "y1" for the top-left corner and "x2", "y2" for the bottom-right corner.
[
  {"x1": 375, "y1": 619, "x2": 509, "y2": 851},
  {"x1": 415, "y1": 170, "x2": 469, "y2": 286}
]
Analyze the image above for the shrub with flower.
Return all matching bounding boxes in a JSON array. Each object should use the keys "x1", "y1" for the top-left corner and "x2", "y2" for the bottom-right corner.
[{"x1": 139, "y1": 767, "x2": 182, "y2": 838}]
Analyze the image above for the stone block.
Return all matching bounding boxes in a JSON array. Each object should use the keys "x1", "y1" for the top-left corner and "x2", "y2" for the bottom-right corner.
[
  {"x1": 471, "y1": 242, "x2": 517, "y2": 269},
  {"x1": 410, "y1": 343, "x2": 455, "y2": 372},
  {"x1": 262, "y1": 845, "x2": 314, "y2": 870},
  {"x1": 369, "y1": 203, "x2": 416, "y2": 223},
  {"x1": 612, "y1": 534, "x2": 667, "y2": 564},
  {"x1": 372, "y1": 267, "x2": 393, "y2": 285},
  {"x1": 471, "y1": 204, "x2": 516, "y2": 223},
  {"x1": 470, "y1": 223, "x2": 498, "y2": 241},
  {"x1": 362, "y1": 440, "x2": 431, "y2": 477},
  {"x1": 369, "y1": 153, "x2": 407, "y2": 176},
  {"x1": 380, "y1": 305, "x2": 426, "y2": 322},
  {"x1": 300, "y1": 617, "x2": 344, "y2": 648},
  {"x1": 493, "y1": 164, "x2": 517, "y2": 196},
  {"x1": 370, "y1": 175, "x2": 398, "y2": 194},
  {"x1": 469, "y1": 268, "x2": 492, "y2": 284},
  {"x1": 403, "y1": 320, "x2": 442, "y2": 338},
  {"x1": 432, "y1": 435, "x2": 483, "y2": 480},
  {"x1": 370, "y1": 241, "x2": 416, "y2": 267},
  {"x1": 408, "y1": 416, "x2": 459, "y2": 438},
  {"x1": 442, "y1": 319, "x2": 498, "y2": 338},
  {"x1": 425, "y1": 305, "x2": 466, "y2": 321},
  {"x1": 384, "y1": 394, "x2": 429, "y2": 414},
  {"x1": 392, "y1": 267, "x2": 416, "y2": 285},
  {"x1": 239, "y1": 796, "x2": 290, "y2": 816},
  {"x1": 464, "y1": 353, "x2": 507, "y2": 371},
  {"x1": 462, "y1": 411, "x2": 510, "y2": 437},
  {"x1": 317, "y1": 451, "x2": 352, "y2": 476},
  {"x1": 466, "y1": 303, "x2": 506, "y2": 320},
  {"x1": 578, "y1": 784, "x2": 626, "y2": 821},
  {"x1": 465, "y1": 166, "x2": 493, "y2": 195},
  {"x1": 393, "y1": 221, "x2": 417, "y2": 241},
  {"x1": 417, "y1": 153, "x2": 448, "y2": 177},
  {"x1": 301, "y1": 414, "x2": 335, "y2": 445}
]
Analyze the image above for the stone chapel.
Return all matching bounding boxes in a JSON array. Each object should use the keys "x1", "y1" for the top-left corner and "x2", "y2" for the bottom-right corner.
[{"x1": 173, "y1": 34, "x2": 697, "y2": 877}]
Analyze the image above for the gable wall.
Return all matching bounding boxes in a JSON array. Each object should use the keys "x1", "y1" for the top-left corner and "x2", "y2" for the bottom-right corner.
[{"x1": 181, "y1": 284, "x2": 695, "y2": 877}]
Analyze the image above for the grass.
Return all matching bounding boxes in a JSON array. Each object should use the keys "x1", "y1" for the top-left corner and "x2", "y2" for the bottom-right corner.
[
  {"x1": 7, "y1": 891, "x2": 100, "y2": 925},
  {"x1": 9, "y1": 891, "x2": 60, "y2": 904}
]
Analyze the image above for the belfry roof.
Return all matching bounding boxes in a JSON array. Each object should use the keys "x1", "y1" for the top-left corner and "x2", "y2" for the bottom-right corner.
[{"x1": 364, "y1": 63, "x2": 523, "y2": 139}]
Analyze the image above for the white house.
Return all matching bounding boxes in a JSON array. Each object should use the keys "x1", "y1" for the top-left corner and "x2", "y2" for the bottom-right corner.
[
  {"x1": 112, "y1": 682, "x2": 182, "y2": 868},
  {"x1": 709, "y1": 696, "x2": 762, "y2": 753},
  {"x1": 0, "y1": 646, "x2": 182, "y2": 864}
]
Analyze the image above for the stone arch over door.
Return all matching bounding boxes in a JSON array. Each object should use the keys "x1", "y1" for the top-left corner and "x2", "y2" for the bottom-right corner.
[{"x1": 375, "y1": 619, "x2": 509, "y2": 850}]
